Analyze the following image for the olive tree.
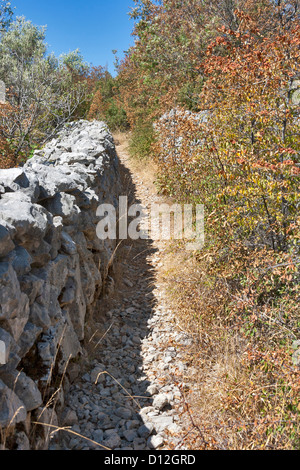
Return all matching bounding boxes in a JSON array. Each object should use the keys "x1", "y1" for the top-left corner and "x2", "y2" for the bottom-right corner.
[{"x1": 0, "y1": 16, "x2": 88, "y2": 159}]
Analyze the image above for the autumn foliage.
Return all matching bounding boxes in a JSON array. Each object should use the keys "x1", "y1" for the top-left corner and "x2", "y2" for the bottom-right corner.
[
  {"x1": 116, "y1": 0, "x2": 300, "y2": 449},
  {"x1": 0, "y1": 103, "x2": 16, "y2": 168}
]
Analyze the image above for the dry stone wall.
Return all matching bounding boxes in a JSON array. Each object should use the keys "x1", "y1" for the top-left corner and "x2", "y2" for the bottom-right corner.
[{"x1": 0, "y1": 120, "x2": 121, "y2": 449}]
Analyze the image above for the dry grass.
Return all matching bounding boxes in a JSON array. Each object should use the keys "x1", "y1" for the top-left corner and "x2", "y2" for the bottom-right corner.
[{"x1": 155, "y1": 242, "x2": 300, "y2": 450}]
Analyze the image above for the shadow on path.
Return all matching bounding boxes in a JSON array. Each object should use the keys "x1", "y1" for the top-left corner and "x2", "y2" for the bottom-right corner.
[{"x1": 60, "y1": 145, "x2": 164, "y2": 450}]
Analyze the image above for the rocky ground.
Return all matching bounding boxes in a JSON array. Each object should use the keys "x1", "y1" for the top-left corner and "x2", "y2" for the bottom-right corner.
[{"x1": 55, "y1": 136, "x2": 195, "y2": 451}]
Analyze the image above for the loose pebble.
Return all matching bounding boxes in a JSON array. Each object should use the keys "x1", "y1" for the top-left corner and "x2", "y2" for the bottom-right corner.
[{"x1": 59, "y1": 149, "x2": 193, "y2": 451}]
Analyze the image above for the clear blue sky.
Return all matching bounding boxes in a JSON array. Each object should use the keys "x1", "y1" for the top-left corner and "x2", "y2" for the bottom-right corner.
[{"x1": 11, "y1": 0, "x2": 137, "y2": 75}]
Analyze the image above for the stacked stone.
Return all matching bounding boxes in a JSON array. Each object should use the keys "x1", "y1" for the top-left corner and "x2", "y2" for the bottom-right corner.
[
  {"x1": 0, "y1": 120, "x2": 120, "y2": 449},
  {"x1": 0, "y1": 80, "x2": 5, "y2": 104}
]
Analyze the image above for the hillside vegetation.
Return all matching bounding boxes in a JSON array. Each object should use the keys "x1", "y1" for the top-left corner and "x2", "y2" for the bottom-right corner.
[{"x1": 0, "y1": 0, "x2": 299, "y2": 449}]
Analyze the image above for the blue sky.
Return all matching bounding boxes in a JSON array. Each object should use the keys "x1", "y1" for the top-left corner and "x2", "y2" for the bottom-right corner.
[{"x1": 11, "y1": 1, "x2": 137, "y2": 75}]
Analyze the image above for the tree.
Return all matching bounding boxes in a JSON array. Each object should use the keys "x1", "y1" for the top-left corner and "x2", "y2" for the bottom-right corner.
[
  {"x1": 87, "y1": 67, "x2": 128, "y2": 131},
  {"x1": 0, "y1": 0, "x2": 13, "y2": 33}
]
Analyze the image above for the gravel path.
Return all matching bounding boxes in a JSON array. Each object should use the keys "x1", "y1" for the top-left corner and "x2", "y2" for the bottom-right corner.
[{"x1": 56, "y1": 138, "x2": 194, "y2": 451}]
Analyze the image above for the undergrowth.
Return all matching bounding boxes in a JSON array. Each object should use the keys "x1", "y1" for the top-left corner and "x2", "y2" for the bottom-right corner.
[{"x1": 157, "y1": 240, "x2": 300, "y2": 450}]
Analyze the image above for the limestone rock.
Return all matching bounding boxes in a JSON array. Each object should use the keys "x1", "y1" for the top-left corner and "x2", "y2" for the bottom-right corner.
[
  {"x1": 27, "y1": 239, "x2": 51, "y2": 268},
  {"x1": 19, "y1": 274, "x2": 45, "y2": 305},
  {"x1": 32, "y1": 406, "x2": 58, "y2": 448},
  {"x1": 60, "y1": 231, "x2": 77, "y2": 255},
  {"x1": 103, "y1": 432, "x2": 121, "y2": 450},
  {"x1": 27, "y1": 163, "x2": 87, "y2": 200},
  {"x1": 0, "y1": 168, "x2": 30, "y2": 192},
  {"x1": 29, "y1": 303, "x2": 51, "y2": 331},
  {"x1": 148, "y1": 415, "x2": 174, "y2": 434},
  {"x1": 147, "y1": 434, "x2": 164, "y2": 449},
  {"x1": 17, "y1": 322, "x2": 43, "y2": 357},
  {"x1": 43, "y1": 192, "x2": 80, "y2": 225},
  {"x1": 61, "y1": 408, "x2": 78, "y2": 427},
  {"x1": 0, "y1": 328, "x2": 18, "y2": 366},
  {"x1": 15, "y1": 431, "x2": 31, "y2": 450},
  {"x1": 0, "y1": 120, "x2": 121, "y2": 449}
]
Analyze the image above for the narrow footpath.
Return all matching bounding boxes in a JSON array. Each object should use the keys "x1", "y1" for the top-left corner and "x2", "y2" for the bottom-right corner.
[{"x1": 57, "y1": 134, "x2": 196, "y2": 451}]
